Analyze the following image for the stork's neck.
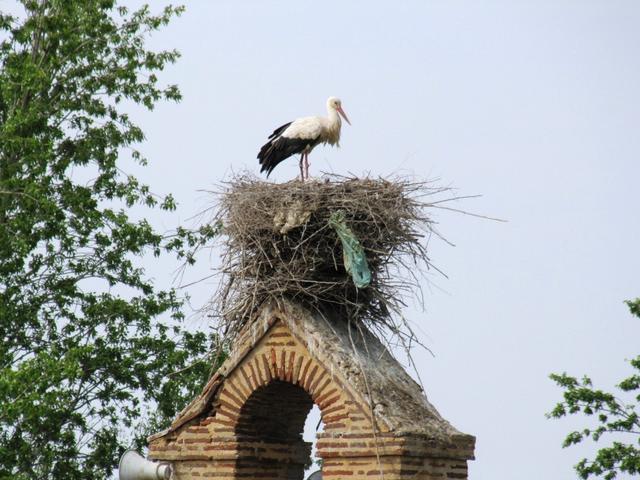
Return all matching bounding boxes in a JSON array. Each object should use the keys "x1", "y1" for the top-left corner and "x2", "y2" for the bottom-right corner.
[
  {"x1": 324, "y1": 107, "x2": 342, "y2": 146},
  {"x1": 327, "y1": 107, "x2": 341, "y2": 129}
]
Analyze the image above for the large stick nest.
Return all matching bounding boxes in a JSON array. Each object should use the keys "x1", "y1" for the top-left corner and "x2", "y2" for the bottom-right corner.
[{"x1": 203, "y1": 173, "x2": 451, "y2": 346}]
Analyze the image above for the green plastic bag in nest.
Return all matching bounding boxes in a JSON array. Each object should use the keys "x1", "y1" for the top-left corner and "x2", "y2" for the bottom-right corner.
[{"x1": 328, "y1": 211, "x2": 372, "y2": 289}]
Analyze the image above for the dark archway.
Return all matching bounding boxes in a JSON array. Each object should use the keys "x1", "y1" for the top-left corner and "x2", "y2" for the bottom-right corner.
[
  {"x1": 234, "y1": 380, "x2": 316, "y2": 480},
  {"x1": 237, "y1": 380, "x2": 314, "y2": 441}
]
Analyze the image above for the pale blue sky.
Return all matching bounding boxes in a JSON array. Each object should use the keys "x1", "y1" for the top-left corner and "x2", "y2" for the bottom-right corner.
[{"x1": 123, "y1": 1, "x2": 640, "y2": 478}]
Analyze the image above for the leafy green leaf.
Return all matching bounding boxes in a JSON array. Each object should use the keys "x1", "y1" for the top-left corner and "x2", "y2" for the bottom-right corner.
[
  {"x1": 0, "y1": 2, "x2": 218, "y2": 479},
  {"x1": 547, "y1": 299, "x2": 640, "y2": 480}
]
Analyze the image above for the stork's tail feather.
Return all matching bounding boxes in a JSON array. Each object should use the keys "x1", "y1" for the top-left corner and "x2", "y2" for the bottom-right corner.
[
  {"x1": 258, "y1": 122, "x2": 293, "y2": 177},
  {"x1": 258, "y1": 143, "x2": 286, "y2": 178},
  {"x1": 258, "y1": 140, "x2": 304, "y2": 177}
]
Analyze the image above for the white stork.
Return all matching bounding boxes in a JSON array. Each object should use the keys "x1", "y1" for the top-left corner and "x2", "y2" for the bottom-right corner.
[{"x1": 258, "y1": 97, "x2": 351, "y2": 180}]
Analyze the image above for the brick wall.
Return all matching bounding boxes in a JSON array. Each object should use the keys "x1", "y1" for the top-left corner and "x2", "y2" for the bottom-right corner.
[{"x1": 148, "y1": 318, "x2": 474, "y2": 480}]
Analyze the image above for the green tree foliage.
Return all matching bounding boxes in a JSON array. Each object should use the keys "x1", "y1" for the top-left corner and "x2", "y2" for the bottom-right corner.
[
  {"x1": 548, "y1": 299, "x2": 640, "y2": 480},
  {"x1": 0, "y1": 2, "x2": 219, "y2": 478}
]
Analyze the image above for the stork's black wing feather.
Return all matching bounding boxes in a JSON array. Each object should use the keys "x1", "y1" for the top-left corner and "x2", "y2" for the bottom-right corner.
[
  {"x1": 267, "y1": 122, "x2": 292, "y2": 140},
  {"x1": 257, "y1": 122, "x2": 309, "y2": 177}
]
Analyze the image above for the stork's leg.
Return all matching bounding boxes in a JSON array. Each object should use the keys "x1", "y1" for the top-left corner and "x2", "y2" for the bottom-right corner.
[
  {"x1": 299, "y1": 154, "x2": 305, "y2": 181},
  {"x1": 304, "y1": 152, "x2": 310, "y2": 180}
]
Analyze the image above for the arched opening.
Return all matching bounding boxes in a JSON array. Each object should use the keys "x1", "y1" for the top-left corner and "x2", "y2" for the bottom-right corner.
[
  {"x1": 237, "y1": 380, "x2": 314, "y2": 441},
  {"x1": 234, "y1": 380, "x2": 317, "y2": 480}
]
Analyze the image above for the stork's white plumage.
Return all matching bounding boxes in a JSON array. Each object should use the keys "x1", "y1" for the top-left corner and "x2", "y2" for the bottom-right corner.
[{"x1": 258, "y1": 97, "x2": 351, "y2": 180}]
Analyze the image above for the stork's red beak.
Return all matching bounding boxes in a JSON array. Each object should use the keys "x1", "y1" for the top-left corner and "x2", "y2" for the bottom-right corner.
[{"x1": 337, "y1": 106, "x2": 351, "y2": 125}]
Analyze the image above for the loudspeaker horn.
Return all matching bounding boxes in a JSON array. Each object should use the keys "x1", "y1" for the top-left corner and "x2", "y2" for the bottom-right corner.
[
  {"x1": 306, "y1": 470, "x2": 322, "y2": 480},
  {"x1": 118, "y1": 450, "x2": 172, "y2": 480}
]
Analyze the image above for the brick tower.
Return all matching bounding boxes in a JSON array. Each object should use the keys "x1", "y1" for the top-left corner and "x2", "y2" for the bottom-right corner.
[{"x1": 147, "y1": 300, "x2": 475, "y2": 480}]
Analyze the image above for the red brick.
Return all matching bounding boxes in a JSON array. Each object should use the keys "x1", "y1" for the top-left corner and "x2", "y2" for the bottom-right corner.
[
  {"x1": 240, "y1": 366, "x2": 255, "y2": 392},
  {"x1": 304, "y1": 364, "x2": 319, "y2": 391},
  {"x1": 261, "y1": 354, "x2": 273, "y2": 382},
  {"x1": 324, "y1": 413, "x2": 349, "y2": 424},
  {"x1": 216, "y1": 407, "x2": 239, "y2": 422},
  {"x1": 218, "y1": 399, "x2": 241, "y2": 414},
  {"x1": 278, "y1": 350, "x2": 286, "y2": 380},
  {"x1": 211, "y1": 419, "x2": 237, "y2": 429},
  {"x1": 227, "y1": 378, "x2": 249, "y2": 401},
  {"x1": 322, "y1": 403, "x2": 345, "y2": 416},
  {"x1": 299, "y1": 357, "x2": 312, "y2": 385},
  {"x1": 316, "y1": 441, "x2": 344, "y2": 449},
  {"x1": 315, "y1": 388, "x2": 338, "y2": 406},
  {"x1": 182, "y1": 438, "x2": 208, "y2": 444},
  {"x1": 269, "y1": 348, "x2": 277, "y2": 378},
  {"x1": 312, "y1": 378, "x2": 333, "y2": 401},
  {"x1": 202, "y1": 445, "x2": 235, "y2": 451},
  {"x1": 186, "y1": 426, "x2": 209, "y2": 434},
  {"x1": 286, "y1": 351, "x2": 296, "y2": 382},
  {"x1": 221, "y1": 388, "x2": 244, "y2": 409},
  {"x1": 269, "y1": 332, "x2": 292, "y2": 338},
  {"x1": 309, "y1": 370, "x2": 327, "y2": 394},
  {"x1": 323, "y1": 422, "x2": 347, "y2": 431},
  {"x1": 248, "y1": 360, "x2": 263, "y2": 387},
  {"x1": 293, "y1": 356, "x2": 304, "y2": 385}
]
